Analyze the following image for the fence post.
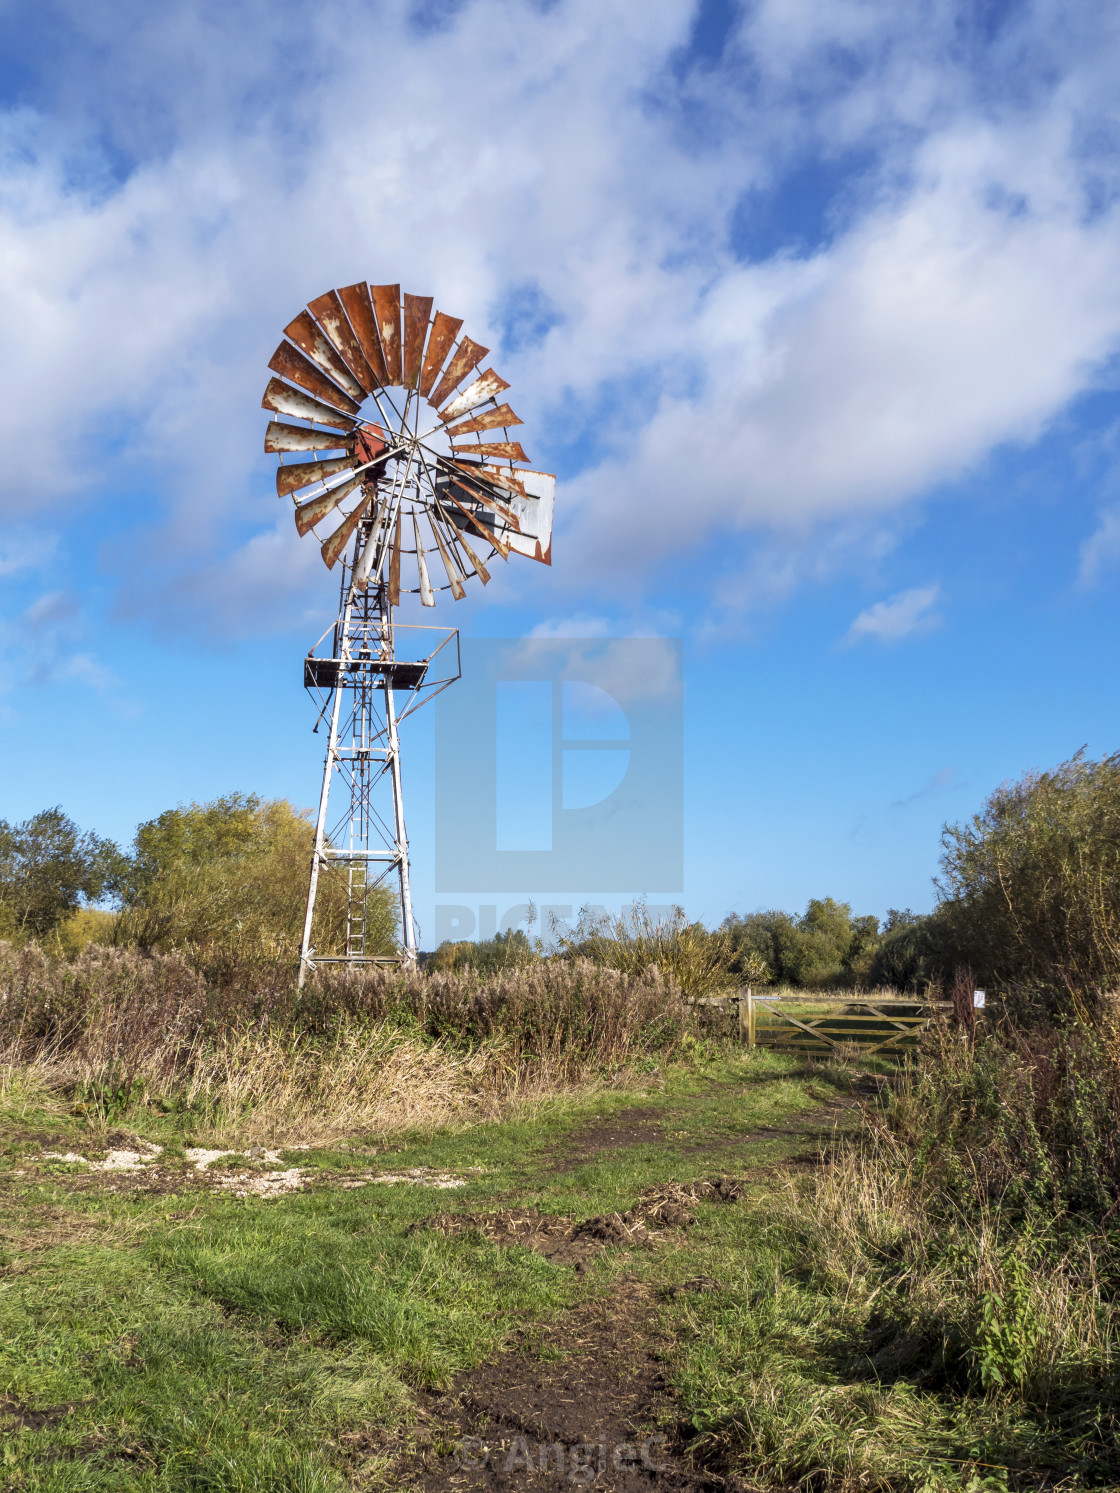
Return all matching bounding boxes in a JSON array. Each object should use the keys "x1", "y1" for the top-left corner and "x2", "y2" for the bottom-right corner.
[{"x1": 739, "y1": 986, "x2": 754, "y2": 1048}]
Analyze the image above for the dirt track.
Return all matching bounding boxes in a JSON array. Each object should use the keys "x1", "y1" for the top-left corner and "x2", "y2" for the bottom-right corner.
[{"x1": 396, "y1": 1093, "x2": 857, "y2": 1490}]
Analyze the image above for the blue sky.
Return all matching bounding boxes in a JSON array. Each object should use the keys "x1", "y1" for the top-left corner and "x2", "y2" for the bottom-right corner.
[{"x1": 1, "y1": 0, "x2": 1120, "y2": 945}]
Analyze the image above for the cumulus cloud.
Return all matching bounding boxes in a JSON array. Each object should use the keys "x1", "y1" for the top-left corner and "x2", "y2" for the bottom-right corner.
[
  {"x1": 842, "y1": 584, "x2": 941, "y2": 645},
  {"x1": 0, "y1": 0, "x2": 1118, "y2": 634}
]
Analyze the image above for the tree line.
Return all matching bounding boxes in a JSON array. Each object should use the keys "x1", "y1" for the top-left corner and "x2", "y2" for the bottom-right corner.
[
  {"x1": 8, "y1": 748, "x2": 1120, "y2": 1014},
  {"x1": 0, "y1": 794, "x2": 396, "y2": 978}
]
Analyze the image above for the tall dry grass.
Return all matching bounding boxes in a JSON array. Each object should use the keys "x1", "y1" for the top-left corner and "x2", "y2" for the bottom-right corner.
[
  {"x1": 556, "y1": 901, "x2": 743, "y2": 995},
  {"x1": 0, "y1": 942, "x2": 690, "y2": 1143}
]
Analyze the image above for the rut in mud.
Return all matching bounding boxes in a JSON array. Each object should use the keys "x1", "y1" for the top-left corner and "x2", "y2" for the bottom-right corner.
[{"x1": 396, "y1": 1094, "x2": 855, "y2": 1490}]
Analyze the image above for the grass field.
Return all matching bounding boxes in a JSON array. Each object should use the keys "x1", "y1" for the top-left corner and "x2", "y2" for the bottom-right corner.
[{"x1": 3, "y1": 1039, "x2": 1117, "y2": 1491}]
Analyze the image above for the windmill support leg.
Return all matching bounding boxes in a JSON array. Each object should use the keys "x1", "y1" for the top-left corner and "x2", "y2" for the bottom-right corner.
[
  {"x1": 298, "y1": 638, "x2": 349, "y2": 988},
  {"x1": 384, "y1": 655, "x2": 417, "y2": 963}
]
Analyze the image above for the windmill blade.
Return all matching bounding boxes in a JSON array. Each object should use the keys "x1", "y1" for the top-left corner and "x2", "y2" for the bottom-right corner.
[
  {"x1": 402, "y1": 293, "x2": 433, "y2": 387},
  {"x1": 352, "y1": 503, "x2": 388, "y2": 591},
  {"x1": 265, "y1": 421, "x2": 354, "y2": 454},
  {"x1": 389, "y1": 513, "x2": 402, "y2": 606},
  {"x1": 451, "y1": 525, "x2": 491, "y2": 584},
  {"x1": 429, "y1": 336, "x2": 489, "y2": 410},
  {"x1": 307, "y1": 290, "x2": 376, "y2": 392},
  {"x1": 268, "y1": 343, "x2": 360, "y2": 415},
  {"x1": 449, "y1": 439, "x2": 529, "y2": 462},
  {"x1": 294, "y1": 473, "x2": 363, "y2": 537},
  {"x1": 276, "y1": 453, "x2": 357, "y2": 498},
  {"x1": 429, "y1": 516, "x2": 466, "y2": 600},
  {"x1": 321, "y1": 490, "x2": 373, "y2": 568},
  {"x1": 443, "y1": 460, "x2": 523, "y2": 530},
  {"x1": 442, "y1": 403, "x2": 522, "y2": 438},
  {"x1": 337, "y1": 282, "x2": 389, "y2": 386},
  {"x1": 262, "y1": 378, "x2": 357, "y2": 431},
  {"x1": 437, "y1": 482, "x2": 512, "y2": 559},
  {"x1": 283, "y1": 312, "x2": 366, "y2": 402},
  {"x1": 412, "y1": 513, "x2": 435, "y2": 606},
  {"x1": 439, "y1": 369, "x2": 510, "y2": 424},
  {"x1": 493, "y1": 468, "x2": 556, "y2": 566},
  {"x1": 468, "y1": 463, "x2": 543, "y2": 499},
  {"x1": 370, "y1": 284, "x2": 402, "y2": 383},
  {"x1": 418, "y1": 311, "x2": 463, "y2": 398}
]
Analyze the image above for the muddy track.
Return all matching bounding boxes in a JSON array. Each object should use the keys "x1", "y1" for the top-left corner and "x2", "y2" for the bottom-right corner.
[
  {"x1": 396, "y1": 1093, "x2": 860, "y2": 1490},
  {"x1": 543, "y1": 1092, "x2": 861, "y2": 1173},
  {"x1": 404, "y1": 1277, "x2": 735, "y2": 1491}
]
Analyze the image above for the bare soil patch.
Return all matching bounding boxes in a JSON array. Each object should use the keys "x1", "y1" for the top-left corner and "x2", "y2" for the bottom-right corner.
[
  {"x1": 416, "y1": 1180, "x2": 745, "y2": 1272},
  {"x1": 542, "y1": 1108, "x2": 668, "y2": 1172},
  {"x1": 401, "y1": 1276, "x2": 734, "y2": 1491}
]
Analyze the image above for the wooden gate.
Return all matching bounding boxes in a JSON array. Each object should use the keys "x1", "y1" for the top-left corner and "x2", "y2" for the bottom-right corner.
[{"x1": 737, "y1": 989, "x2": 950, "y2": 1055}]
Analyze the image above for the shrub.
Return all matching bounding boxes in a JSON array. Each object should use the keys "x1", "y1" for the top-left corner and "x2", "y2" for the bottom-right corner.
[
  {"x1": 116, "y1": 793, "x2": 396, "y2": 982},
  {"x1": 426, "y1": 929, "x2": 537, "y2": 975},
  {"x1": 936, "y1": 749, "x2": 1120, "y2": 1017},
  {"x1": 557, "y1": 902, "x2": 738, "y2": 996}
]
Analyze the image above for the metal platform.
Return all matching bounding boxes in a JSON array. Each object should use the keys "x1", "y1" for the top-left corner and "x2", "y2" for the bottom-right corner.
[{"x1": 303, "y1": 656, "x2": 430, "y2": 691}]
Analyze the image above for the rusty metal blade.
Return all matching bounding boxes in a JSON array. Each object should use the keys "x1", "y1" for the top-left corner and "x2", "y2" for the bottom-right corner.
[
  {"x1": 283, "y1": 311, "x2": 366, "y2": 402},
  {"x1": 429, "y1": 336, "x2": 489, "y2": 410},
  {"x1": 418, "y1": 310, "x2": 463, "y2": 398},
  {"x1": 265, "y1": 421, "x2": 355, "y2": 453},
  {"x1": 352, "y1": 503, "x2": 387, "y2": 591},
  {"x1": 452, "y1": 526, "x2": 491, "y2": 584},
  {"x1": 370, "y1": 284, "x2": 402, "y2": 384},
  {"x1": 430, "y1": 516, "x2": 466, "y2": 599},
  {"x1": 337, "y1": 282, "x2": 389, "y2": 386},
  {"x1": 389, "y1": 513, "x2": 402, "y2": 606},
  {"x1": 262, "y1": 378, "x2": 357, "y2": 431},
  {"x1": 413, "y1": 513, "x2": 435, "y2": 606},
  {"x1": 321, "y1": 490, "x2": 373, "y2": 569},
  {"x1": 402, "y1": 293, "x2": 433, "y2": 387},
  {"x1": 446, "y1": 462, "x2": 523, "y2": 530},
  {"x1": 439, "y1": 369, "x2": 510, "y2": 423},
  {"x1": 276, "y1": 454, "x2": 356, "y2": 498},
  {"x1": 442, "y1": 403, "x2": 522, "y2": 437},
  {"x1": 268, "y1": 343, "x2": 360, "y2": 415},
  {"x1": 442, "y1": 488, "x2": 511, "y2": 558},
  {"x1": 294, "y1": 473, "x2": 363, "y2": 537},
  {"x1": 471, "y1": 463, "x2": 535, "y2": 498},
  {"x1": 448, "y1": 438, "x2": 528, "y2": 462},
  {"x1": 496, "y1": 468, "x2": 556, "y2": 566},
  {"x1": 307, "y1": 290, "x2": 375, "y2": 392}
]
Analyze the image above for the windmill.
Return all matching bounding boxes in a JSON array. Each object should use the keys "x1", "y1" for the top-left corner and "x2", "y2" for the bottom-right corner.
[{"x1": 262, "y1": 283, "x2": 556, "y2": 983}]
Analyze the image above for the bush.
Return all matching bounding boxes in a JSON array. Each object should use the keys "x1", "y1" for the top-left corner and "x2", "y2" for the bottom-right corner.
[
  {"x1": 886, "y1": 1009, "x2": 1120, "y2": 1224},
  {"x1": 116, "y1": 793, "x2": 397, "y2": 982},
  {"x1": 426, "y1": 929, "x2": 537, "y2": 975},
  {"x1": 936, "y1": 750, "x2": 1120, "y2": 1018},
  {"x1": 557, "y1": 902, "x2": 739, "y2": 995}
]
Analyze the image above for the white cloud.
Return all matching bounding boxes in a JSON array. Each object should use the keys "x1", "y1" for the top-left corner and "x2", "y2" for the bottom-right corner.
[
  {"x1": 1077, "y1": 508, "x2": 1120, "y2": 588},
  {"x1": 0, "y1": 0, "x2": 1118, "y2": 633},
  {"x1": 842, "y1": 584, "x2": 941, "y2": 645}
]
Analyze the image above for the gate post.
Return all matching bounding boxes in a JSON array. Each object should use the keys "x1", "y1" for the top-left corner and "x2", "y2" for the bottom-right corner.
[{"x1": 739, "y1": 986, "x2": 755, "y2": 1048}]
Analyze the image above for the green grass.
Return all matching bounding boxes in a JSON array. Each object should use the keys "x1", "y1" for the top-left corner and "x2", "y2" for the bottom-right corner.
[
  {"x1": 0, "y1": 1048, "x2": 837, "y2": 1490},
  {"x1": 9, "y1": 1042, "x2": 1106, "y2": 1491}
]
